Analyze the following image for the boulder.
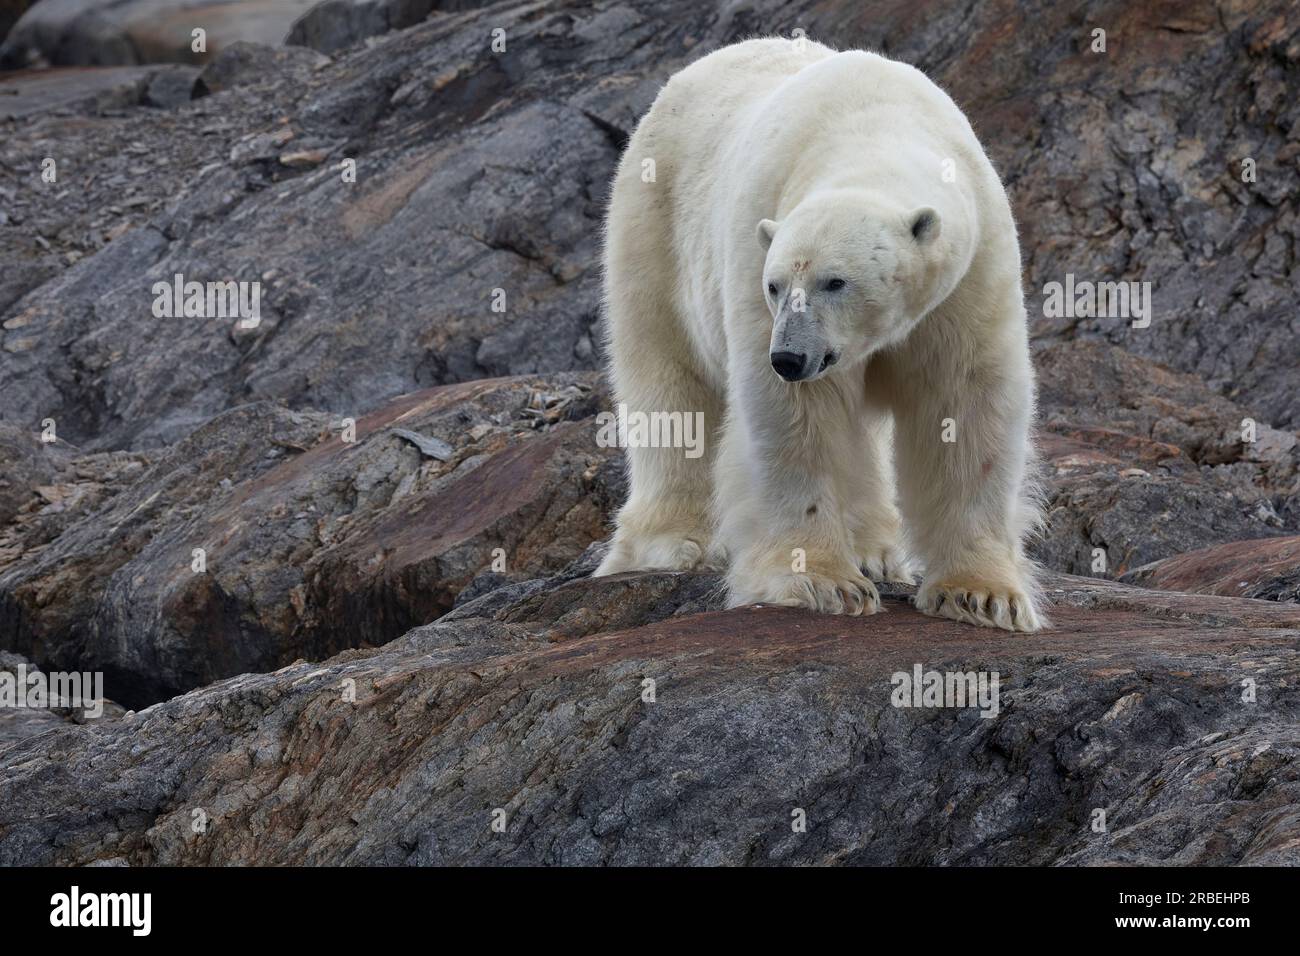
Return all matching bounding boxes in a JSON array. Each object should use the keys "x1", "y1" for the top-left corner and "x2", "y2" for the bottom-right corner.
[
  {"x1": 141, "y1": 63, "x2": 199, "y2": 107},
  {"x1": 0, "y1": 0, "x2": 321, "y2": 68},
  {"x1": 0, "y1": 374, "x2": 618, "y2": 706},
  {"x1": 192, "y1": 39, "x2": 328, "y2": 95},
  {"x1": 284, "y1": 0, "x2": 451, "y2": 54}
]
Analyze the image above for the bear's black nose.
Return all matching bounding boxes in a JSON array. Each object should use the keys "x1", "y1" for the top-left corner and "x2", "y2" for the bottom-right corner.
[{"x1": 770, "y1": 351, "x2": 807, "y2": 381}]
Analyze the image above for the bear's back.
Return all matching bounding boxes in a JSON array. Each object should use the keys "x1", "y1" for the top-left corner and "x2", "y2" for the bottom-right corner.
[
  {"x1": 636, "y1": 38, "x2": 836, "y2": 155},
  {"x1": 635, "y1": 40, "x2": 977, "y2": 193}
]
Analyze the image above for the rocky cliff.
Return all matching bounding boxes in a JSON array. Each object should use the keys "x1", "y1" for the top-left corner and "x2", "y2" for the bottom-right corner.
[{"x1": 1, "y1": 0, "x2": 1298, "y2": 865}]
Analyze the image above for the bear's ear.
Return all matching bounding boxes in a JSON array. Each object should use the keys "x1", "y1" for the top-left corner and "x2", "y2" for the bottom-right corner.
[
  {"x1": 757, "y1": 218, "x2": 779, "y2": 250},
  {"x1": 909, "y1": 207, "x2": 940, "y2": 244}
]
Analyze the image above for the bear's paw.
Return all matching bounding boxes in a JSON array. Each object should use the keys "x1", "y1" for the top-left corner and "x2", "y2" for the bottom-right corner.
[
  {"x1": 915, "y1": 576, "x2": 1044, "y2": 632},
  {"x1": 594, "y1": 532, "x2": 709, "y2": 576},
  {"x1": 858, "y1": 545, "x2": 917, "y2": 586},
  {"x1": 729, "y1": 562, "x2": 882, "y2": 617}
]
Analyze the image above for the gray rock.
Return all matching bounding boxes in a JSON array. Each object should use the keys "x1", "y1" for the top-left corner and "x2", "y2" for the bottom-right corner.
[
  {"x1": 141, "y1": 64, "x2": 199, "y2": 108},
  {"x1": 0, "y1": 651, "x2": 124, "y2": 753},
  {"x1": 193, "y1": 40, "x2": 329, "y2": 96},
  {"x1": 1, "y1": 570, "x2": 1296, "y2": 865},
  {"x1": 0, "y1": 375, "x2": 618, "y2": 707},
  {"x1": 0, "y1": 652, "x2": 64, "y2": 750},
  {"x1": 284, "y1": 0, "x2": 443, "y2": 54},
  {"x1": 4, "y1": 0, "x2": 1297, "y2": 453},
  {"x1": 0, "y1": 0, "x2": 321, "y2": 67},
  {"x1": 0, "y1": 64, "x2": 154, "y2": 118},
  {"x1": 391, "y1": 426, "x2": 453, "y2": 460}
]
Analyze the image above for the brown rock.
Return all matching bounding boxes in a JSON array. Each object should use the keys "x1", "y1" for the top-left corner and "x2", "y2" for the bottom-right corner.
[
  {"x1": 1122, "y1": 536, "x2": 1300, "y2": 602},
  {"x1": 0, "y1": 374, "x2": 617, "y2": 706},
  {"x1": 278, "y1": 148, "x2": 327, "y2": 167},
  {"x1": 0, "y1": 569, "x2": 1296, "y2": 866},
  {"x1": 1033, "y1": 341, "x2": 1299, "y2": 576}
]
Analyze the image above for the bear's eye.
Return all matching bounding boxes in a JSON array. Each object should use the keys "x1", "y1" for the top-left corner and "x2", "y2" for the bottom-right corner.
[
  {"x1": 825, "y1": 278, "x2": 846, "y2": 292},
  {"x1": 767, "y1": 282, "x2": 778, "y2": 297}
]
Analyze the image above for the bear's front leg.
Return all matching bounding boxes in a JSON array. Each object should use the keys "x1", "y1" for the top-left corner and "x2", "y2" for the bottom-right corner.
[
  {"x1": 716, "y1": 381, "x2": 881, "y2": 616},
  {"x1": 844, "y1": 415, "x2": 916, "y2": 585},
  {"x1": 889, "y1": 320, "x2": 1045, "y2": 632}
]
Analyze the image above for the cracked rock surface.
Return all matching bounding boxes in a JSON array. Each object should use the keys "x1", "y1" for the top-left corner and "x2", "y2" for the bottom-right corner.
[
  {"x1": 1, "y1": 565, "x2": 1296, "y2": 866},
  {"x1": 0, "y1": 374, "x2": 618, "y2": 706},
  {"x1": 3, "y1": 0, "x2": 1298, "y2": 451},
  {"x1": 1, "y1": 0, "x2": 1298, "y2": 866}
]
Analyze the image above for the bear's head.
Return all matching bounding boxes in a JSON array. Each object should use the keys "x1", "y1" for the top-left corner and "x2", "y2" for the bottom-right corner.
[{"x1": 757, "y1": 189, "x2": 949, "y2": 383}]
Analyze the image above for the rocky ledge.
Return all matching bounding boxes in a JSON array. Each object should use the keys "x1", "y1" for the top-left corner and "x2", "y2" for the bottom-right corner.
[
  {"x1": 2, "y1": 0, "x2": 1298, "y2": 866},
  {"x1": 1, "y1": 337, "x2": 1298, "y2": 865},
  {"x1": 1, "y1": 559, "x2": 1297, "y2": 866}
]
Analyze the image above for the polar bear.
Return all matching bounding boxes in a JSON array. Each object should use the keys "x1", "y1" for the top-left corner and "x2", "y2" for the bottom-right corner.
[{"x1": 594, "y1": 38, "x2": 1044, "y2": 632}]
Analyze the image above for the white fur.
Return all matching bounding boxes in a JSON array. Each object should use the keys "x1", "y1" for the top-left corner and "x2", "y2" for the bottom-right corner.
[{"x1": 594, "y1": 38, "x2": 1045, "y2": 632}]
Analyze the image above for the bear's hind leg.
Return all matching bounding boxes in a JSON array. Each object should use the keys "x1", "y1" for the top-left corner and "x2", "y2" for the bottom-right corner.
[
  {"x1": 593, "y1": 148, "x2": 724, "y2": 577},
  {"x1": 594, "y1": 205, "x2": 721, "y2": 578},
  {"x1": 595, "y1": 358, "x2": 721, "y2": 576}
]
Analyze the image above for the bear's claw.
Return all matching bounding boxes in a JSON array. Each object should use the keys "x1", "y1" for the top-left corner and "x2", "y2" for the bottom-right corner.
[
  {"x1": 732, "y1": 566, "x2": 882, "y2": 616},
  {"x1": 858, "y1": 546, "x2": 917, "y2": 585},
  {"x1": 916, "y1": 578, "x2": 1043, "y2": 632}
]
